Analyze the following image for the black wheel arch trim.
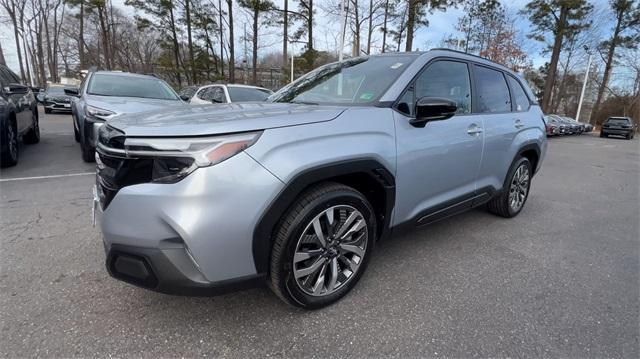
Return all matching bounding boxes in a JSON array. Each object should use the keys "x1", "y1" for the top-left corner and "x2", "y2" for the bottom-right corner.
[
  {"x1": 252, "y1": 158, "x2": 396, "y2": 274},
  {"x1": 517, "y1": 142, "x2": 541, "y2": 175}
]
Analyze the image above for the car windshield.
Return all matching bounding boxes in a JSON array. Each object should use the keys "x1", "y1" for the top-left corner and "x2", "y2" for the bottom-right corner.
[
  {"x1": 606, "y1": 118, "x2": 630, "y2": 125},
  {"x1": 47, "y1": 86, "x2": 66, "y2": 94},
  {"x1": 268, "y1": 55, "x2": 416, "y2": 105},
  {"x1": 87, "y1": 74, "x2": 179, "y2": 100},
  {"x1": 227, "y1": 87, "x2": 272, "y2": 102}
]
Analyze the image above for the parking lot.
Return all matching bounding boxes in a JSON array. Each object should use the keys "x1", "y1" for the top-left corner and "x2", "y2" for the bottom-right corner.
[{"x1": 1, "y1": 109, "x2": 638, "y2": 357}]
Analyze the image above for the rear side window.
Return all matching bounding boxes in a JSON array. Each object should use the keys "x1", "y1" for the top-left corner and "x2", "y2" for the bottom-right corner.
[
  {"x1": 474, "y1": 65, "x2": 511, "y2": 113},
  {"x1": 227, "y1": 87, "x2": 271, "y2": 102},
  {"x1": 507, "y1": 76, "x2": 530, "y2": 112},
  {"x1": 197, "y1": 87, "x2": 215, "y2": 101}
]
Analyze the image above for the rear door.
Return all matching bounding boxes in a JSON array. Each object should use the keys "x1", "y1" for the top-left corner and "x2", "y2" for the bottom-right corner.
[
  {"x1": 1, "y1": 67, "x2": 30, "y2": 132},
  {"x1": 393, "y1": 59, "x2": 484, "y2": 226},
  {"x1": 474, "y1": 66, "x2": 533, "y2": 192}
]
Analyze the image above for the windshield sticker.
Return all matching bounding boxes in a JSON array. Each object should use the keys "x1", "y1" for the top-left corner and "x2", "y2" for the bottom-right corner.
[
  {"x1": 359, "y1": 93, "x2": 374, "y2": 100},
  {"x1": 390, "y1": 62, "x2": 404, "y2": 69}
]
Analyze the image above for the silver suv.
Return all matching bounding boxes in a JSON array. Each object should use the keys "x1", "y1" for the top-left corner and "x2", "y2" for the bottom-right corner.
[{"x1": 95, "y1": 50, "x2": 547, "y2": 309}]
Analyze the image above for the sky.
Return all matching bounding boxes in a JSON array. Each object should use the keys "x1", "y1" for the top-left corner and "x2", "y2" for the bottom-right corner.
[{"x1": 0, "y1": 0, "x2": 614, "y2": 78}]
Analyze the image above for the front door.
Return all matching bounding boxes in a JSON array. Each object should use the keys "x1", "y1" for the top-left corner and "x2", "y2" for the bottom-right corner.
[{"x1": 393, "y1": 59, "x2": 484, "y2": 226}]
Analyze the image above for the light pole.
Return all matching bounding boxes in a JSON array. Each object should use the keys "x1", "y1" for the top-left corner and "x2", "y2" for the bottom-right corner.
[
  {"x1": 576, "y1": 45, "x2": 592, "y2": 122},
  {"x1": 289, "y1": 40, "x2": 306, "y2": 83}
]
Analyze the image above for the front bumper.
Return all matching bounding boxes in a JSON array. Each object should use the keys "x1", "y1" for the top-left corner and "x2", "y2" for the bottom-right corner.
[
  {"x1": 97, "y1": 151, "x2": 284, "y2": 295},
  {"x1": 602, "y1": 128, "x2": 632, "y2": 135}
]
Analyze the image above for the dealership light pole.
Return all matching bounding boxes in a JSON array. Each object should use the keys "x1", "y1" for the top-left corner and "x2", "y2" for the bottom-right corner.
[{"x1": 576, "y1": 45, "x2": 592, "y2": 122}]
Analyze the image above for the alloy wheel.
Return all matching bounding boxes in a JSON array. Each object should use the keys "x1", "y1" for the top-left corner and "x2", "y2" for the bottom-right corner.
[
  {"x1": 293, "y1": 205, "x2": 368, "y2": 296},
  {"x1": 509, "y1": 164, "x2": 529, "y2": 212}
]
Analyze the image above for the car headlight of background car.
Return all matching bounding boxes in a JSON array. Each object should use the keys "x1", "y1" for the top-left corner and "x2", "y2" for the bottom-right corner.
[{"x1": 86, "y1": 105, "x2": 116, "y2": 122}]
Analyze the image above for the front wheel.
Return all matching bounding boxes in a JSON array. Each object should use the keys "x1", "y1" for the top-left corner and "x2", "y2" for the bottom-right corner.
[
  {"x1": 0, "y1": 119, "x2": 19, "y2": 167},
  {"x1": 487, "y1": 157, "x2": 532, "y2": 218},
  {"x1": 269, "y1": 183, "x2": 376, "y2": 309}
]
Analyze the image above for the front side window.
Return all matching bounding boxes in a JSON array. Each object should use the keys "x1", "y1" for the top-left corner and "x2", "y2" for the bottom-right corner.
[
  {"x1": 396, "y1": 60, "x2": 472, "y2": 116},
  {"x1": 211, "y1": 87, "x2": 226, "y2": 103},
  {"x1": 269, "y1": 55, "x2": 417, "y2": 105},
  {"x1": 197, "y1": 87, "x2": 215, "y2": 101},
  {"x1": 507, "y1": 76, "x2": 530, "y2": 112},
  {"x1": 87, "y1": 74, "x2": 179, "y2": 100},
  {"x1": 475, "y1": 66, "x2": 511, "y2": 113}
]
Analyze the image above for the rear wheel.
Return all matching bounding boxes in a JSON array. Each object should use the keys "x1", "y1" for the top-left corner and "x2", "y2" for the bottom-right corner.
[
  {"x1": 600, "y1": 132, "x2": 606, "y2": 138},
  {"x1": 0, "y1": 119, "x2": 19, "y2": 167},
  {"x1": 80, "y1": 122, "x2": 95, "y2": 162},
  {"x1": 44, "y1": 108, "x2": 51, "y2": 114},
  {"x1": 269, "y1": 183, "x2": 376, "y2": 309},
  {"x1": 487, "y1": 157, "x2": 532, "y2": 218}
]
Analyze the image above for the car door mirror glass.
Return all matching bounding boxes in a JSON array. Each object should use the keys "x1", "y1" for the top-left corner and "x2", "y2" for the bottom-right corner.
[
  {"x1": 411, "y1": 97, "x2": 457, "y2": 128},
  {"x1": 180, "y1": 94, "x2": 190, "y2": 102},
  {"x1": 6, "y1": 83, "x2": 29, "y2": 94}
]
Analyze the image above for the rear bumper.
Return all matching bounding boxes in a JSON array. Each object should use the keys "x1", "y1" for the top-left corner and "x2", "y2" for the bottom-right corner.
[
  {"x1": 106, "y1": 243, "x2": 265, "y2": 296},
  {"x1": 602, "y1": 129, "x2": 632, "y2": 135}
]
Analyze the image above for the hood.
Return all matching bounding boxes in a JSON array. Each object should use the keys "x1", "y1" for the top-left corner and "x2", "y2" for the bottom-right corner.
[
  {"x1": 86, "y1": 94, "x2": 183, "y2": 115},
  {"x1": 106, "y1": 103, "x2": 347, "y2": 137}
]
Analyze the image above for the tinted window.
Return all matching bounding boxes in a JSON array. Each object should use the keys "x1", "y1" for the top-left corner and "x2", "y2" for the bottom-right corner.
[
  {"x1": 47, "y1": 86, "x2": 66, "y2": 94},
  {"x1": 87, "y1": 74, "x2": 179, "y2": 100},
  {"x1": 269, "y1": 55, "x2": 416, "y2": 105},
  {"x1": 228, "y1": 87, "x2": 270, "y2": 102},
  {"x1": 397, "y1": 60, "x2": 472, "y2": 116},
  {"x1": 197, "y1": 87, "x2": 213, "y2": 101},
  {"x1": 475, "y1": 66, "x2": 511, "y2": 113},
  {"x1": 605, "y1": 118, "x2": 631, "y2": 125},
  {"x1": 507, "y1": 76, "x2": 530, "y2": 112},
  {"x1": 211, "y1": 87, "x2": 226, "y2": 103}
]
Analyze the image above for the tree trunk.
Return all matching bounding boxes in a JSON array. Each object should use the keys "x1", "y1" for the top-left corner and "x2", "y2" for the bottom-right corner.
[
  {"x1": 252, "y1": 4, "x2": 259, "y2": 85},
  {"x1": 168, "y1": 1, "x2": 182, "y2": 85},
  {"x1": 282, "y1": 0, "x2": 288, "y2": 70},
  {"x1": 97, "y1": 5, "x2": 112, "y2": 70},
  {"x1": 366, "y1": 0, "x2": 373, "y2": 54},
  {"x1": 10, "y1": 10, "x2": 26, "y2": 81},
  {"x1": 0, "y1": 40, "x2": 6, "y2": 66},
  {"x1": 591, "y1": 8, "x2": 624, "y2": 124},
  {"x1": 307, "y1": 0, "x2": 313, "y2": 51},
  {"x1": 405, "y1": 0, "x2": 416, "y2": 52},
  {"x1": 227, "y1": 0, "x2": 235, "y2": 82},
  {"x1": 381, "y1": 0, "x2": 388, "y2": 52},
  {"x1": 541, "y1": 6, "x2": 568, "y2": 113},
  {"x1": 185, "y1": 0, "x2": 197, "y2": 84},
  {"x1": 36, "y1": 18, "x2": 47, "y2": 84},
  {"x1": 219, "y1": 0, "x2": 225, "y2": 78},
  {"x1": 353, "y1": 0, "x2": 361, "y2": 57},
  {"x1": 79, "y1": 2, "x2": 85, "y2": 68}
]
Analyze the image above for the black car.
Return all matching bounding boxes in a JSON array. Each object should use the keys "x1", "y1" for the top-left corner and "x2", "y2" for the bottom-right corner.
[
  {"x1": 601, "y1": 117, "x2": 636, "y2": 140},
  {"x1": 0, "y1": 65, "x2": 40, "y2": 167},
  {"x1": 42, "y1": 84, "x2": 74, "y2": 113}
]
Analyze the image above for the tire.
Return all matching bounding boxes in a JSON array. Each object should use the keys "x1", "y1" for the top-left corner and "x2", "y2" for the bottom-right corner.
[
  {"x1": 626, "y1": 133, "x2": 632, "y2": 140},
  {"x1": 487, "y1": 157, "x2": 532, "y2": 218},
  {"x1": 600, "y1": 132, "x2": 606, "y2": 138},
  {"x1": 23, "y1": 108, "x2": 40, "y2": 144},
  {"x1": 80, "y1": 122, "x2": 95, "y2": 162},
  {"x1": 74, "y1": 125, "x2": 80, "y2": 142},
  {"x1": 269, "y1": 182, "x2": 376, "y2": 309},
  {"x1": 44, "y1": 108, "x2": 51, "y2": 114},
  {"x1": 0, "y1": 118, "x2": 19, "y2": 167}
]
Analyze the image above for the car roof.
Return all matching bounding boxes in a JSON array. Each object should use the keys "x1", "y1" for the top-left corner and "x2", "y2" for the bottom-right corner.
[{"x1": 91, "y1": 71, "x2": 160, "y2": 80}]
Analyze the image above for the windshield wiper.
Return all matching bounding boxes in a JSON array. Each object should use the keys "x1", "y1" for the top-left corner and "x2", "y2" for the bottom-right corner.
[{"x1": 290, "y1": 100, "x2": 319, "y2": 105}]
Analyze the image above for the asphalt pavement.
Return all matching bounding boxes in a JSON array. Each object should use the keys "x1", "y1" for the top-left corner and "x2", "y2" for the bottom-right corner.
[{"x1": 1, "y1": 109, "x2": 638, "y2": 358}]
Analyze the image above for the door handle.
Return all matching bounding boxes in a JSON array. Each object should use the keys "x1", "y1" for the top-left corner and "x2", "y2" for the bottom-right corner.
[
  {"x1": 515, "y1": 119, "x2": 525, "y2": 129},
  {"x1": 467, "y1": 124, "x2": 483, "y2": 136}
]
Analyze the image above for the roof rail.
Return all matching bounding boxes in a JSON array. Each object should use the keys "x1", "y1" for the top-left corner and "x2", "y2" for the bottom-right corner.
[{"x1": 429, "y1": 48, "x2": 491, "y2": 61}]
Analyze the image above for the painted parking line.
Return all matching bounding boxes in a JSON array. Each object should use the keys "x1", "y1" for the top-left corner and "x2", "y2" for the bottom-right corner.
[{"x1": 0, "y1": 172, "x2": 94, "y2": 183}]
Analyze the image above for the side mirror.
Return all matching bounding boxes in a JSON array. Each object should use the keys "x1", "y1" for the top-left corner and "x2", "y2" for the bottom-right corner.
[
  {"x1": 5, "y1": 83, "x2": 29, "y2": 95},
  {"x1": 179, "y1": 94, "x2": 190, "y2": 102},
  {"x1": 410, "y1": 97, "x2": 457, "y2": 128},
  {"x1": 64, "y1": 87, "x2": 80, "y2": 96}
]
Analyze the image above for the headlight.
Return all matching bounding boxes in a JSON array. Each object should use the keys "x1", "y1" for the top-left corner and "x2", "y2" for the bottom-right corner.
[
  {"x1": 86, "y1": 105, "x2": 116, "y2": 121},
  {"x1": 122, "y1": 131, "x2": 262, "y2": 183}
]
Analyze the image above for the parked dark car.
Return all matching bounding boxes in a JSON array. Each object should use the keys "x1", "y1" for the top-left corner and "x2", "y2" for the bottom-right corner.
[
  {"x1": 0, "y1": 65, "x2": 40, "y2": 167},
  {"x1": 543, "y1": 115, "x2": 560, "y2": 136},
  {"x1": 42, "y1": 84, "x2": 74, "y2": 114},
  {"x1": 601, "y1": 117, "x2": 636, "y2": 140},
  {"x1": 67, "y1": 71, "x2": 185, "y2": 162},
  {"x1": 546, "y1": 115, "x2": 569, "y2": 135},
  {"x1": 562, "y1": 116, "x2": 584, "y2": 134}
]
